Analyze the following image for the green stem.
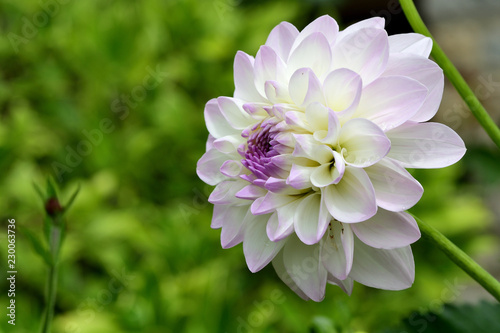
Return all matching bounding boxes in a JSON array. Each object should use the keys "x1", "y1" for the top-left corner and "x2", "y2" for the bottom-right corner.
[
  {"x1": 400, "y1": 0, "x2": 500, "y2": 149},
  {"x1": 413, "y1": 215, "x2": 500, "y2": 302},
  {"x1": 40, "y1": 226, "x2": 61, "y2": 333}
]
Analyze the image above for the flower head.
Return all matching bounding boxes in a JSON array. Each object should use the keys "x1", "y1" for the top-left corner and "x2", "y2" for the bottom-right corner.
[{"x1": 197, "y1": 15, "x2": 466, "y2": 301}]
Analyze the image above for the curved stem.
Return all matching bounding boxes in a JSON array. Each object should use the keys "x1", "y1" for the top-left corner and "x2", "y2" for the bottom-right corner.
[
  {"x1": 413, "y1": 215, "x2": 500, "y2": 302},
  {"x1": 400, "y1": 0, "x2": 500, "y2": 149}
]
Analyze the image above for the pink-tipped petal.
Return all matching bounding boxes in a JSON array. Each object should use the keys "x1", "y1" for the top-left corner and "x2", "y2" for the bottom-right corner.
[
  {"x1": 320, "y1": 222, "x2": 354, "y2": 280},
  {"x1": 288, "y1": 68, "x2": 325, "y2": 108},
  {"x1": 196, "y1": 148, "x2": 231, "y2": 186},
  {"x1": 322, "y1": 167, "x2": 377, "y2": 223},
  {"x1": 386, "y1": 121, "x2": 466, "y2": 168},
  {"x1": 244, "y1": 214, "x2": 286, "y2": 272},
  {"x1": 220, "y1": 205, "x2": 252, "y2": 248},
  {"x1": 351, "y1": 210, "x2": 420, "y2": 249},
  {"x1": 355, "y1": 76, "x2": 428, "y2": 131},
  {"x1": 234, "y1": 51, "x2": 267, "y2": 103},
  {"x1": 204, "y1": 99, "x2": 238, "y2": 139},
  {"x1": 338, "y1": 118, "x2": 391, "y2": 167},
  {"x1": 350, "y1": 238, "x2": 415, "y2": 290},
  {"x1": 294, "y1": 193, "x2": 329, "y2": 245},
  {"x1": 383, "y1": 54, "x2": 444, "y2": 122},
  {"x1": 288, "y1": 32, "x2": 332, "y2": 79},
  {"x1": 322, "y1": 68, "x2": 362, "y2": 119},
  {"x1": 254, "y1": 45, "x2": 288, "y2": 97},
  {"x1": 332, "y1": 28, "x2": 389, "y2": 85},
  {"x1": 365, "y1": 158, "x2": 423, "y2": 211},
  {"x1": 272, "y1": 250, "x2": 311, "y2": 301},
  {"x1": 388, "y1": 33, "x2": 432, "y2": 58},
  {"x1": 283, "y1": 236, "x2": 327, "y2": 302},
  {"x1": 265, "y1": 21, "x2": 300, "y2": 61}
]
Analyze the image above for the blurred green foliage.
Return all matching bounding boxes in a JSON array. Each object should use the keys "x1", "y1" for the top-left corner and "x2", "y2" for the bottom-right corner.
[{"x1": 0, "y1": 0, "x2": 498, "y2": 332}]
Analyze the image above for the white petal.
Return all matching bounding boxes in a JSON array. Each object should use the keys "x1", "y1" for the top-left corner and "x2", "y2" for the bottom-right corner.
[
  {"x1": 383, "y1": 54, "x2": 444, "y2": 122},
  {"x1": 266, "y1": 211, "x2": 294, "y2": 242},
  {"x1": 351, "y1": 210, "x2": 420, "y2": 249},
  {"x1": 265, "y1": 21, "x2": 299, "y2": 61},
  {"x1": 322, "y1": 167, "x2": 377, "y2": 223},
  {"x1": 251, "y1": 192, "x2": 298, "y2": 215},
  {"x1": 292, "y1": 134, "x2": 333, "y2": 164},
  {"x1": 327, "y1": 274, "x2": 354, "y2": 295},
  {"x1": 196, "y1": 148, "x2": 230, "y2": 186},
  {"x1": 217, "y1": 97, "x2": 254, "y2": 130},
  {"x1": 388, "y1": 33, "x2": 432, "y2": 58},
  {"x1": 320, "y1": 222, "x2": 354, "y2": 280},
  {"x1": 355, "y1": 76, "x2": 428, "y2": 131},
  {"x1": 272, "y1": 250, "x2": 311, "y2": 301},
  {"x1": 313, "y1": 109, "x2": 341, "y2": 146},
  {"x1": 244, "y1": 214, "x2": 286, "y2": 272},
  {"x1": 288, "y1": 32, "x2": 332, "y2": 79},
  {"x1": 264, "y1": 80, "x2": 291, "y2": 104},
  {"x1": 233, "y1": 51, "x2": 267, "y2": 103},
  {"x1": 208, "y1": 180, "x2": 247, "y2": 205},
  {"x1": 365, "y1": 158, "x2": 423, "y2": 211},
  {"x1": 220, "y1": 205, "x2": 252, "y2": 248},
  {"x1": 305, "y1": 102, "x2": 329, "y2": 132},
  {"x1": 386, "y1": 121, "x2": 466, "y2": 168},
  {"x1": 336, "y1": 17, "x2": 385, "y2": 43},
  {"x1": 310, "y1": 151, "x2": 345, "y2": 187},
  {"x1": 322, "y1": 68, "x2": 362, "y2": 119},
  {"x1": 350, "y1": 238, "x2": 415, "y2": 290},
  {"x1": 283, "y1": 236, "x2": 327, "y2": 302},
  {"x1": 294, "y1": 193, "x2": 330, "y2": 245},
  {"x1": 292, "y1": 15, "x2": 339, "y2": 52},
  {"x1": 288, "y1": 68, "x2": 325, "y2": 108},
  {"x1": 331, "y1": 28, "x2": 389, "y2": 85},
  {"x1": 204, "y1": 99, "x2": 238, "y2": 139},
  {"x1": 254, "y1": 45, "x2": 288, "y2": 97},
  {"x1": 213, "y1": 135, "x2": 243, "y2": 154},
  {"x1": 338, "y1": 118, "x2": 391, "y2": 167},
  {"x1": 235, "y1": 184, "x2": 267, "y2": 200},
  {"x1": 287, "y1": 163, "x2": 315, "y2": 189}
]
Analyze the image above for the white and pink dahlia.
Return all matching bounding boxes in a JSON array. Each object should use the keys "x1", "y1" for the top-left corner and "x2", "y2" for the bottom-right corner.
[{"x1": 197, "y1": 15, "x2": 466, "y2": 301}]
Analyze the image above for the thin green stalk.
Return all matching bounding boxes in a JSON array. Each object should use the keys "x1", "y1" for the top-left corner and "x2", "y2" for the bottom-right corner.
[
  {"x1": 40, "y1": 226, "x2": 61, "y2": 333},
  {"x1": 413, "y1": 215, "x2": 500, "y2": 302},
  {"x1": 401, "y1": 0, "x2": 500, "y2": 149}
]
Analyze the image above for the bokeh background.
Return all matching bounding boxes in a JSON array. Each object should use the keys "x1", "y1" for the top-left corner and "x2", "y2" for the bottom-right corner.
[{"x1": 1, "y1": 0, "x2": 499, "y2": 332}]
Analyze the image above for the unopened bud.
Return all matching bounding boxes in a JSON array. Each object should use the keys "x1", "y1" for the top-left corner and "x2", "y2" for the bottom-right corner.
[{"x1": 45, "y1": 197, "x2": 63, "y2": 216}]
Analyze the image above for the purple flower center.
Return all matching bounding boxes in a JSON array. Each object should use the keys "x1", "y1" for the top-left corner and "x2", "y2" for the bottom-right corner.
[{"x1": 239, "y1": 120, "x2": 284, "y2": 186}]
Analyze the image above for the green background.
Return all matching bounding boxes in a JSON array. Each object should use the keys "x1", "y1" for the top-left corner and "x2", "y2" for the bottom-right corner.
[{"x1": 0, "y1": 0, "x2": 499, "y2": 332}]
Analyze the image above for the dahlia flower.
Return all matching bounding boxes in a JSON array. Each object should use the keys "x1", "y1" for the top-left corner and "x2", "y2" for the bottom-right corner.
[{"x1": 197, "y1": 15, "x2": 466, "y2": 301}]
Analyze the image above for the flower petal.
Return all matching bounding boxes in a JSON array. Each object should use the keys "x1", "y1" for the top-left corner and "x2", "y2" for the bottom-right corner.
[
  {"x1": 386, "y1": 121, "x2": 466, "y2": 168},
  {"x1": 254, "y1": 45, "x2": 288, "y2": 97},
  {"x1": 220, "y1": 205, "x2": 252, "y2": 248},
  {"x1": 322, "y1": 68, "x2": 362, "y2": 119},
  {"x1": 383, "y1": 54, "x2": 443, "y2": 122},
  {"x1": 244, "y1": 214, "x2": 286, "y2": 272},
  {"x1": 320, "y1": 222, "x2": 354, "y2": 280},
  {"x1": 288, "y1": 32, "x2": 332, "y2": 79},
  {"x1": 355, "y1": 76, "x2": 428, "y2": 131},
  {"x1": 204, "y1": 98, "x2": 238, "y2": 139},
  {"x1": 294, "y1": 193, "x2": 330, "y2": 245},
  {"x1": 336, "y1": 17, "x2": 385, "y2": 43},
  {"x1": 292, "y1": 15, "x2": 339, "y2": 51},
  {"x1": 327, "y1": 274, "x2": 354, "y2": 295},
  {"x1": 217, "y1": 97, "x2": 254, "y2": 130},
  {"x1": 208, "y1": 180, "x2": 247, "y2": 205},
  {"x1": 310, "y1": 151, "x2": 345, "y2": 187},
  {"x1": 365, "y1": 158, "x2": 423, "y2": 211},
  {"x1": 349, "y1": 238, "x2": 415, "y2": 290},
  {"x1": 388, "y1": 33, "x2": 432, "y2": 58},
  {"x1": 332, "y1": 28, "x2": 389, "y2": 85},
  {"x1": 251, "y1": 192, "x2": 298, "y2": 215},
  {"x1": 196, "y1": 148, "x2": 231, "y2": 186},
  {"x1": 351, "y1": 210, "x2": 420, "y2": 249},
  {"x1": 234, "y1": 51, "x2": 267, "y2": 103},
  {"x1": 322, "y1": 167, "x2": 377, "y2": 223},
  {"x1": 267, "y1": 210, "x2": 295, "y2": 242},
  {"x1": 293, "y1": 134, "x2": 333, "y2": 164},
  {"x1": 288, "y1": 68, "x2": 325, "y2": 108},
  {"x1": 272, "y1": 250, "x2": 311, "y2": 301},
  {"x1": 283, "y1": 235, "x2": 327, "y2": 302},
  {"x1": 265, "y1": 21, "x2": 299, "y2": 61},
  {"x1": 339, "y1": 118, "x2": 390, "y2": 167}
]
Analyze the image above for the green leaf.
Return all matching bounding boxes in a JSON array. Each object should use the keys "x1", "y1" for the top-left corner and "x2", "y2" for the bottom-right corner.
[
  {"x1": 46, "y1": 176, "x2": 59, "y2": 199},
  {"x1": 20, "y1": 227, "x2": 52, "y2": 266},
  {"x1": 62, "y1": 184, "x2": 81, "y2": 216},
  {"x1": 384, "y1": 302, "x2": 500, "y2": 333}
]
